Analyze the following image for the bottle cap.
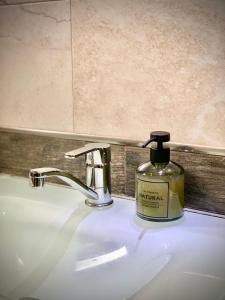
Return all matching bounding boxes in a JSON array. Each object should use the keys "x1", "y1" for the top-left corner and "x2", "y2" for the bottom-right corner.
[{"x1": 142, "y1": 131, "x2": 170, "y2": 163}]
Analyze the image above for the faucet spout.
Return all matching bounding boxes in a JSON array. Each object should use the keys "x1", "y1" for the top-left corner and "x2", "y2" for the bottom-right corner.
[
  {"x1": 29, "y1": 143, "x2": 113, "y2": 207},
  {"x1": 29, "y1": 167, "x2": 98, "y2": 201}
]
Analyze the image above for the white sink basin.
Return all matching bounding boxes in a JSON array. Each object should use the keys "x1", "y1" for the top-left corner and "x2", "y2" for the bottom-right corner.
[{"x1": 0, "y1": 174, "x2": 225, "y2": 300}]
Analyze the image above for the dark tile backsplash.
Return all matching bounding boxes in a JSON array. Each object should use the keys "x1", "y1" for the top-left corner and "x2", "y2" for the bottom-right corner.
[{"x1": 1, "y1": 130, "x2": 225, "y2": 215}]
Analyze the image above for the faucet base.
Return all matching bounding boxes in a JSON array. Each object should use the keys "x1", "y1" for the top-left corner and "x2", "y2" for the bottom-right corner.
[{"x1": 85, "y1": 199, "x2": 113, "y2": 208}]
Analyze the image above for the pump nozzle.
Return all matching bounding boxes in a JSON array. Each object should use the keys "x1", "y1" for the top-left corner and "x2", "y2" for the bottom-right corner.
[
  {"x1": 142, "y1": 138, "x2": 156, "y2": 148},
  {"x1": 142, "y1": 131, "x2": 170, "y2": 163},
  {"x1": 142, "y1": 131, "x2": 170, "y2": 148}
]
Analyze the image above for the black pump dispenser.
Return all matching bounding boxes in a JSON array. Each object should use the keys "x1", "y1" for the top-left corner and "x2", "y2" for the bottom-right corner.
[{"x1": 142, "y1": 131, "x2": 170, "y2": 164}]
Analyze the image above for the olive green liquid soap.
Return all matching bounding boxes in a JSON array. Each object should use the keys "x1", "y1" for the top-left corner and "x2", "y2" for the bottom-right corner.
[{"x1": 136, "y1": 131, "x2": 184, "y2": 221}]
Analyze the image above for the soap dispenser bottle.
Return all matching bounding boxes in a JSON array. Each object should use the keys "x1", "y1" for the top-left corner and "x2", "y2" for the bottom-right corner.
[{"x1": 136, "y1": 131, "x2": 184, "y2": 221}]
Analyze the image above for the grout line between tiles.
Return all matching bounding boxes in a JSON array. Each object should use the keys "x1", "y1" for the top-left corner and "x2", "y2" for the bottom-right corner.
[{"x1": 69, "y1": 0, "x2": 75, "y2": 133}]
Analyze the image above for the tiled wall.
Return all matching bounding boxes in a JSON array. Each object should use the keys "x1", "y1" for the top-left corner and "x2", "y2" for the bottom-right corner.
[{"x1": 0, "y1": 0, "x2": 225, "y2": 147}]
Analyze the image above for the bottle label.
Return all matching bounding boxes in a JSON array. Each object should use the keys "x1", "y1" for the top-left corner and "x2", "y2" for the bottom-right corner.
[{"x1": 137, "y1": 179, "x2": 169, "y2": 218}]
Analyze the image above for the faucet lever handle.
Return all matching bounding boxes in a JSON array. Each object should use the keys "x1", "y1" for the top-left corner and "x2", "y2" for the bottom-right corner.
[{"x1": 65, "y1": 143, "x2": 111, "y2": 163}]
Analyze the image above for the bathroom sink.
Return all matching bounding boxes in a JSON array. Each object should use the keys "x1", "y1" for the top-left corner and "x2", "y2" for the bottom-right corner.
[{"x1": 0, "y1": 174, "x2": 225, "y2": 300}]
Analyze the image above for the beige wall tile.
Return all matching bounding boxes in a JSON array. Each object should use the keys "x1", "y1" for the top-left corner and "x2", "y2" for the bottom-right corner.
[
  {"x1": 0, "y1": 0, "x2": 73, "y2": 132},
  {"x1": 72, "y1": 0, "x2": 225, "y2": 147}
]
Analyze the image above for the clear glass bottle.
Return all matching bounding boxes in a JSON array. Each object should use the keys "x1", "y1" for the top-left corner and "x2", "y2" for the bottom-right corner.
[{"x1": 136, "y1": 131, "x2": 184, "y2": 221}]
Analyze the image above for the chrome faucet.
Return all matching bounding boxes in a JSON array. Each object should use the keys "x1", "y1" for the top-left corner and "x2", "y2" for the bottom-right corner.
[{"x1": 29, "y1": 143, "x2": 113, "y2": 207}]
